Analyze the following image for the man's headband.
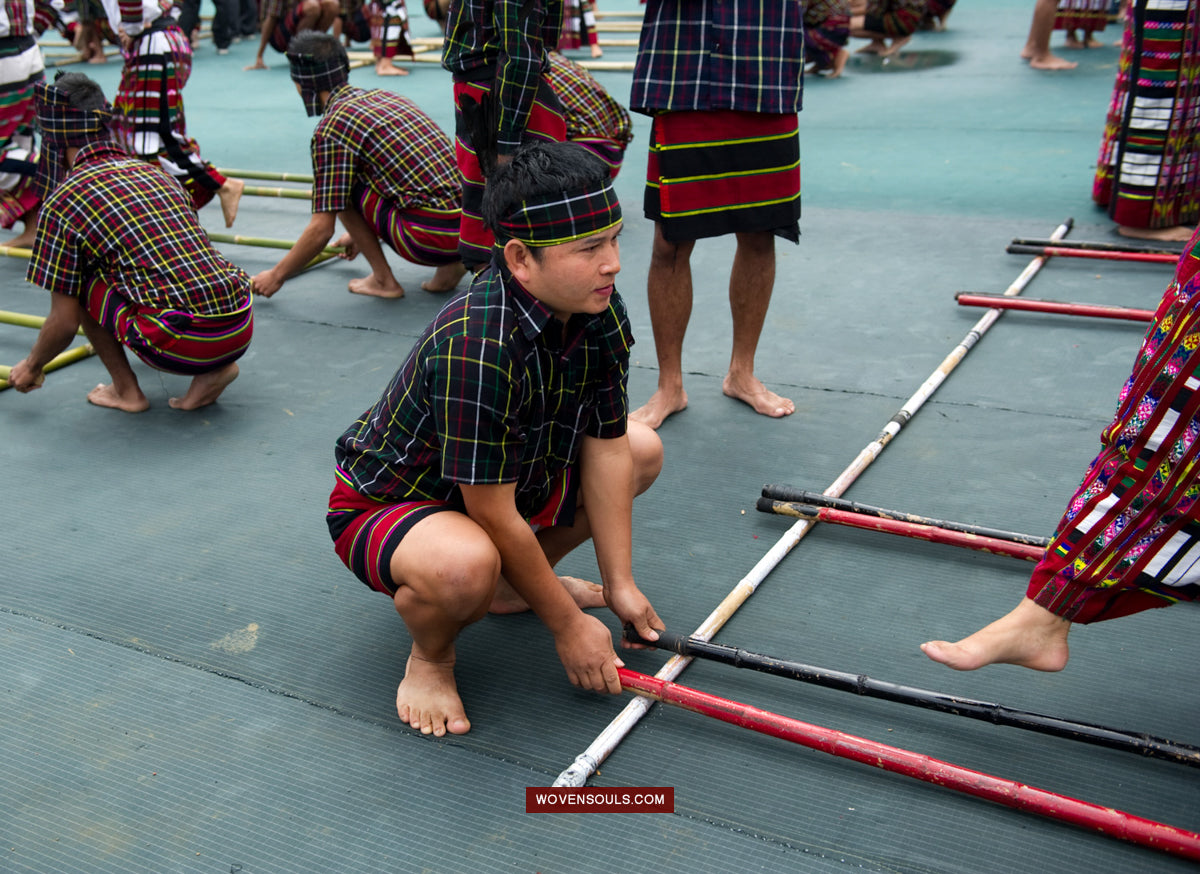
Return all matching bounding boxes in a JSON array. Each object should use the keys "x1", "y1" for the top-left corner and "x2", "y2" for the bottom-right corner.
[
  {"x1": 286, "y1": 50, "x2": 348, "y2": 116},
  {"x1": 495, "y1": 178, "x2": 622, "y2": 248},
  {"x1": 34, "y1": 76, "x2": 112, "y2": 150}
]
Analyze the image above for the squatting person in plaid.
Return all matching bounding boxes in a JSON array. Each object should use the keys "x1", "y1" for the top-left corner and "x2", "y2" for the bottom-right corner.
[
  {"x1": 326, "y1": 142, "x2": 665, "y2": 737},
  {"x1": 251, "y1": 32, "x2": 465, "y2": 300},
  {"x1": 7, "y1": 73, "x2": 253, "y2": 412},
  {"x1": 923, "y1": 229, "x2": 1200, "y2": 673}
]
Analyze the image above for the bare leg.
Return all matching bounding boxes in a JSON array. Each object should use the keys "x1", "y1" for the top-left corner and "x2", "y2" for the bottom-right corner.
[
  {"x1": 79, "y1": 310, "x2": 149, "y2": 412},
  {"x1": 631, "y1": 225, "x2": 694, "y2": 429},
  {"x1": 336, "y1": 211, "x2": 406, "y2": 298},
  {"x1": 920, "y1": 597, "x2": 1071, "y2": 672},
  {"x1": 420, "y1": 261, "x2": 467, "y2": 293},
  {"x1": 168, "y1": 361, "x2": 240, "y2": 409},
  {"x1": 722, "y1": 231, "x2": 794, "y2": 419},
  {"x1": 879, "y1": 34, "x2": 912, "y2": 56},
  {"x1": 1117, "y1": 224, "x2": 1196, "y2": 242},
  {"x1": 1023, "y1": 0, "x2": 1078, "y2": 69},
  {"x1": 389, "y1": 513, "x2": 501, "y2": 736},
  {"x1": 830, "y1": 47, "x2": 850, "y2": 78},
  {"x1": 218, "y1": 178, "x2": 244, "y2": 228}
]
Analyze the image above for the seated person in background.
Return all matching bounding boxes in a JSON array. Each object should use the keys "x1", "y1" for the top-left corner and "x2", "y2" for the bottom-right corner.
[
  {"x1": 922, "y1": 228, "x2": 1200, "y2": 672},
  {"x1": 326, "y1": 141, "x2": 665, "y2": 737},
  {"x1": 850, "y1": 0, "x2": 926, "y2": 56},
  {"x1": 252, "y1": 32, "x2": 464, "y2": 300},
  {"x1": 8, "y1": 73, "x2": 253, "y2": 411}
]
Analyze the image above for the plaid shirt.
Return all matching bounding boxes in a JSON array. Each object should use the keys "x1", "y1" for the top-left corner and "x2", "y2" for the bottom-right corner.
[
  {"x1": 546, "y1": 52, "x2": 633, "y2": 147},
  {"x1": 334, "y1": 266, "x2": 632, "y2": 515},
  {"x1": 630, "y1": 0, "x2": 805, "y2": 115},
  {"x1": 310, "y1": 85, "x2": 460, "y2": 214},
  {"x1": 27, "y1": 140, "x2": 251, "y2": 314},
  {"x1": 442, "y1": 0, "x2": 563, "y2": 152}
]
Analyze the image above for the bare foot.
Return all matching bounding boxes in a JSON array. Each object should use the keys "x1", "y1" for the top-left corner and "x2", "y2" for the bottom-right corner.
[
  {"x1": 218, "y1": 178, "x2": 244, "y2": 228},
  {"x1": 375, "y1": 58, "x2": 408, "y2": 75},
  {"x1": 1028, "y1": 52, "x2": 1078, "y2": 70},
  {"x1": 1117, "y1": 223, "x2": 1196, "y2": 242},
  {"x1": 590, "y1": 43, "x2": 603, "y2": 58},
  {"x1": 87, "y1": 381, "x2": 150, "y2": 412},
  {"x1": 488, "y1": 575, "x2": 605, "y2": 614},
  {"x1": 168, "y1": 362, "x2": 239, "y2": 410},
  {"x1": 722, "y1": 373, "x2": 794, "y2": 418},
  {"x1": 879, "y1": 34, "x2": 911, "y2": 56},
  {"x1": 421, "y1": 261, "x2": 467, "y2": 293},
  {"x1": 349, "y1": 275, "x2": 406, "y2": 299},
  {"x1": 396, "y1": 652, "x2": 470, "y2": 736},
  {"x1": 830, "y1": 47, "x2": 849, "y2": 78},
  {"x1": 857, "y1": 39, "x2": 887, "y2": 54},
  {"x1": 630, "y1": 386, "x2": 688, "y2": 430},
  {"x1": 1064, "y1": 34, "x2": 1084, "y2": 49},
  {"x1": 920, "y1": 598, "x2": 1071, "y2": 672}
]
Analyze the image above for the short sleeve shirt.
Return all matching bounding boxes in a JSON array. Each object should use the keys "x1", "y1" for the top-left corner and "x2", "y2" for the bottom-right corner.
[
  {"x1": 334, "y1": 265, "x2": 633, "y2": 517},
  {"x1": 310, "y1": 84, "x2": 460, "y2": 215},
  {"x1": 27, "y1": 140, "x2": 251, "y2": 315}
]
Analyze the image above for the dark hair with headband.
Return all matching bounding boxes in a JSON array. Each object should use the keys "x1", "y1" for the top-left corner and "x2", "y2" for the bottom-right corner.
[
  {"x1": 287, "y1": 31, "x2": 349, "y2": 116},
  {"x1": 48, "y1": 72, "x2": 108, "y2": 111},
  {"x1": 35, "y1": 71, "x2": 113, "y2": 195},
  {"x1": 482, "y1": 142, "x2": 621, "y2": 261}
]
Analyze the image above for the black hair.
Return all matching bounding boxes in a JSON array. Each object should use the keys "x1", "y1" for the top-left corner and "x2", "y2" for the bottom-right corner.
[
  {"x1": 51, "y1": 71, "x2": 108, "y2": 111},
  {"x1": 287, "y1": 31, "x2": 349, "y2": 69},
  {"x1": 481, "y1": 141, "x2": 611, "y2": 259}
]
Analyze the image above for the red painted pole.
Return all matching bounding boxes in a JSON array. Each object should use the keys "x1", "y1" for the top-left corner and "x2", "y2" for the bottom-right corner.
[
  {"x1": 618, "y1": 668, "x2": 1200, "y2": 862},
  {"x1": 1007, "y1": 243, "x2": 1177, "y2": 264},
  {"x1": 764, "y1": 501, "x2": 1046, "y2": 561},
  {"x1": 956, "y1": 293, "x2": 1154, "y2": 323}
]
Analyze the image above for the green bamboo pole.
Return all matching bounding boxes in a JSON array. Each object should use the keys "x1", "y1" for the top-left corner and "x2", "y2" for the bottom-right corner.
[
  {"x1": 0, "y1": 343, "x2": 95, "y2": 391},
  {"x1": 0, "y1": 243, "x2": 32, "y2": 259},
  {"x1": 216, "y1": 168, "x2": 315, "y2": 184},
  {"x1": 0, "y1": 310, "x2": 86, "y2": 335},
  {"x1": 206, "y1": 231, "x2": 344, "y2": 256},
  {"x1": 242, "y1": 184, "x2": 313, "y2": 200}
]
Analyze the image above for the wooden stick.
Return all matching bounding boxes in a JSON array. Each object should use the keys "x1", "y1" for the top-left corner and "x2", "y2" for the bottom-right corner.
[
  {"x1": 625, "y1": 629, "x2": 1200, "y2": 768},
  {"x1": 216, "y1": 168, "x2": 315, "y2": 184},
  {"x1": 618, "y1": 668, "x2": 1200, "y2": 862},
  {"x1": 755, "y1": 499, "x2": 1045, "y2": 561},
  {"x1": 956, "y1": 292, "x2": 1154, "y2": 322},
  {"x1": 576, "y1": 60, "x2": 637, "y2": 71},
  {"x1": 241, "y1": 184, "x2": 313, "y2": 200},
  {"x1": 1007, "y1": 243, "x2": 1176, "y2": 265},
  {"x1": 552, "y1": 217, "x2": 1077, "y2": 788},
  {"x1": 1011, "y1": 237, "x2": 1185, "y2": 256},
  {"x1": 205, "y1": 231, "x2": 343, "y2": 255},
  {"x1": 758, "y1": 486, "x2": 1051, "y2": 547},
  {"x1": 0, "y1": 309, "x2": 86, "y2": 335},
  {"x1": 0, "y1": 343, "x2": 95, "y2": 390}
]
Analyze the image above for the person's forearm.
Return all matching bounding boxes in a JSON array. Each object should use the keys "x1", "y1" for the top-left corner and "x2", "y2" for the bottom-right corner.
[
  {"x1": 26, "y1": 299, "x2": 80, "y2": 370},
  {"x1": 580, "y1": 435, "x2": 636, "y2": 591},
  {"x1": 270, "y1": 213, "x2": 336, "y2": 281}
]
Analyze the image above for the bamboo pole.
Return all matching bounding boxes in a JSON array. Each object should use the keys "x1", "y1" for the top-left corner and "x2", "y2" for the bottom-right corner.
[
  {"x1": 755, "y1": 500, "x2": 1045, "y2": 561},
  {"x1": 552, "y1": 217, "x2": 1077, "y2": 788},
  {"x1": 0, "y1": 309, "x2": 87, "y2": 335},
  {"x1": 216, "y1": 168, "x2": 315, "y2": 184},
  {"x1": 618, "y1": 668, "x2": 1200, "y2": 862},
  {"x1": 758, "y1": 486, "x2": 1051, "y2": 547},
  {"x1": 241, "y1": 184, "x2": 313, "y2": 200},
  {"x1": 205, "y1": 231, "x2": 344, "y2": 255},
  {"x1": 1011, "y1": 237, "x2": 1184, "y2": 256},
  {"x1": 1007, "y1": 243, "x2": 1176, "y2": 265},
  {"x1": 626, "y1": 629, "x2": 1200, "y2": 767},
  {"x1": 956, "y1": 292, "x2": 1153, "y2": 323},
  {"x1": 0, "y1": 344, "x2": 95, "y2": 390},
  {"x1": 0, "y1": 244, "x2": 32, "y2": 259}
]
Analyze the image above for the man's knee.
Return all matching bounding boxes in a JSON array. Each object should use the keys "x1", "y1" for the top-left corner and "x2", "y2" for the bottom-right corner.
[
  {"x1": 390, "y1": 522, "x2": 501, "y2": 616},
  {"x1": 650, "y1": 226, "x2": 694, "y2": 270},
  {"x1": 629, "y1": 420, "x2": 664, "y2": 494}
]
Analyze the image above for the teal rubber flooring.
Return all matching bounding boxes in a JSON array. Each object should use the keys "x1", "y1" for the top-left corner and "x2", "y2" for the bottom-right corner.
[{"x1": 3, "y1": 1, "x2": 1198, "y2": 871}]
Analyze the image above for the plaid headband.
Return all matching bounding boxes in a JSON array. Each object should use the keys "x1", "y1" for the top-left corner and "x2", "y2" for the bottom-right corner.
[
  {"x1": 34, "y1": 75, "x2": 113, "y2": 195},
  {"x1": 35, "y1": 77, "x2": 112, "y2": 149},
  {"x1": 495, "y1": 178, "x2": 622, "y2": 248},
  {"x1": 287, "y1": 51, "x2": 348, "y2": 116}
]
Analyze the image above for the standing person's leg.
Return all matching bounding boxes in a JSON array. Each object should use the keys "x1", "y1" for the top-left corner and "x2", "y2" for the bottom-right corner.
[
  {"x1": 722, "y1": 230, "x2": 794, "y2": 418},
  {"x1": 1022, "y1": 0, "x2": 1078, "y2": 69},
  {"x1": 631, "y1": 225, "x2": 695, "y2": 429}
]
